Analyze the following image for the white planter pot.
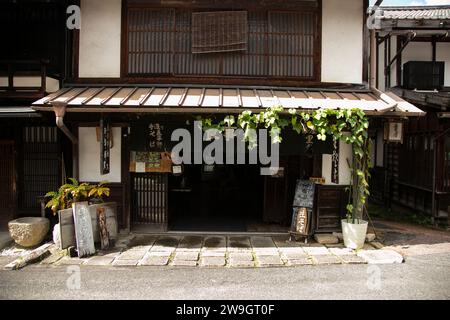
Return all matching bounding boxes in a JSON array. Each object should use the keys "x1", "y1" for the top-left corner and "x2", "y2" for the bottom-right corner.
[{"x1": 341, "y1": 219, "x2": 368, "y2": 250}]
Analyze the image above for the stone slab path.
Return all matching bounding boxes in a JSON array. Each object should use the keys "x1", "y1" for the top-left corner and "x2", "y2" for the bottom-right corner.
[{"x1": 20, "y1": 234, "x2": 405, "y2": 269}]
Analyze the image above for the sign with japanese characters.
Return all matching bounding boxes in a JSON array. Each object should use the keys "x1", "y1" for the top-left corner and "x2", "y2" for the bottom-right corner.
[
  {"x1": 148, "y1": 122, "x2": 164, "y2": 151},
  {"x1": 291, "y1": 207, "x2": 310, "y2": 235},
  {"x1": 100, "y1": 117, "x2": 111, "y2": 175},
  {"x1": 331, "y1": 139, "x2": 339, "y2": 184}
]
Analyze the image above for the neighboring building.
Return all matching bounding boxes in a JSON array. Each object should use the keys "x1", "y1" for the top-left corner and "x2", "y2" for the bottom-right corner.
[
  {"x1": 369, "y1": 5, "x2": 450, "y2": 226},
  {"x1": 0, "y1": 0, "x2": 73, "y2": 228},
  {"x1": 1, "y1": 0, "x2": 423, "y2": 233}
]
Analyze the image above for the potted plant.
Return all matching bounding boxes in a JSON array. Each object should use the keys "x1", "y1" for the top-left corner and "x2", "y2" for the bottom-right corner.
[
  {"x1": 44, "y1": 178, "x2": 112, "y2": 248},
  {"x1": 342, "y1": 136, "x2": 371, "y2": 250},
  {"x1": 44, "y1": 178, "x2": 110, "y2": 215}
]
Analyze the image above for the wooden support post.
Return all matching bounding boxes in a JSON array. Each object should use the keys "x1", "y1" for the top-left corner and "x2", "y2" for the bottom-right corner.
[
  {"x1": 7, "y1": 62, "x2": 13, "y2": 91},
  {"x1": 432, "y1": 36, "x2": 437, "y2": 62},
  {"x1": 40, "y1": 60, "x2": 47, "y2": 94}
]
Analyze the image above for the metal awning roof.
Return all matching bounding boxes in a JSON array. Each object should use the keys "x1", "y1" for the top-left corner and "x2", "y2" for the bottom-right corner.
[
  {"x1": 31, "y1": 85, "x2": 425, "y2": 117},
  {"x1": 0, "y1": 106, "x2": 41, "y2": 118}
]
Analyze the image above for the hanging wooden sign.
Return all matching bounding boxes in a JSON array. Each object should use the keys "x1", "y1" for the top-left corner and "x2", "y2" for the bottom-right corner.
[
  {"x1": 72, "y1": 201, "x2": 95, "y2": 258},
  {"x1": 331, "y1": 139, "x2": 339, "y2": 184},
  {"x1": 148, "y1": 122, "x2": 165, "y2": 151},
  {"x1": 100, "y1": 117, "x2": 111, "y2": 175}
]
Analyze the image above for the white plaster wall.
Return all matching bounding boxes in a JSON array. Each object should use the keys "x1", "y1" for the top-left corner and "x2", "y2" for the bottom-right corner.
[
  {"x1": 436, "y1": 43, "x2": 450, "y2": 86},
  {"x1": 78, "y1": 127, "x2": 122, "y2": 183},
  {"x1": 0, "y1": 76, "x2": 59, "y2": 92},
  {"x1": 322, "y1": 136, "x2": 353, "y2": 185},
  {"x1": 321, "y1": 0, "x2": 363, "y2": 84},
  {"x1": 79, "y1": 0, "x2": 121, "y2": 78}
]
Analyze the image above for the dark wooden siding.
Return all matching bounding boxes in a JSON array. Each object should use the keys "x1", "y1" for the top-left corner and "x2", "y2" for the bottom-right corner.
[
  {"x1": 0, "y1": 141, "x2": 16, "y2": 223},
  {"x1": 131, "y1": 173, "x2": 168, "y2": 229},
  {"x1": 19, "y1": 127, "x2": 61, "y2": 212},
  {"x1": 0, "y1": 1, "x2": 67, "y2": 77},
  {"x1": 315, "y1": 185, "x2": 348, "y2": 233}
]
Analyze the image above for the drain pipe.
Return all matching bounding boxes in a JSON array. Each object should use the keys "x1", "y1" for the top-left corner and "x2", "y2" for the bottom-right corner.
[{"x1": 51, "y1": 101, "x2": 78, "y2": 178}]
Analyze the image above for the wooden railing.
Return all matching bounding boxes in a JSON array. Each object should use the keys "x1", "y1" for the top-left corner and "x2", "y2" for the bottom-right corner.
[{"x1": 0, "y1": 59, "x2": 49, "y2": 98}]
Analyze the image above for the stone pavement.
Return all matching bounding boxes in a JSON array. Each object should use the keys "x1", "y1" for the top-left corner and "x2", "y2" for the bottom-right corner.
[{"x1": 23, "y1": 234, "x2": 405, "y2": 269}]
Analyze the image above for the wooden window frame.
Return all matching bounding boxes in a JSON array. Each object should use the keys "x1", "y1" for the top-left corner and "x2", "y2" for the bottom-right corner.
[{"x1": 120, "y1": 0, "x2": 322, "y2": 86}]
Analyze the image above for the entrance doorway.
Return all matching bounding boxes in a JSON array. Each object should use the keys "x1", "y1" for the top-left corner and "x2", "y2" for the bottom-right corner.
[{"x1": 169, "y1": 165, "x2": 263, "y2": 232}]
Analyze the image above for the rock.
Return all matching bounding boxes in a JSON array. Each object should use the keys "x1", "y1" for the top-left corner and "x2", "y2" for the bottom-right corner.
[
  {"x1": 357, "y1": 249, "x2": 404, "y2": 264},
  {"x1": 370, "y1": 241, "x2": 384, "y2": 249},
  {"x1": 52, "y1": 223, "x2": 61, "y2": 248},
  {"x1": 332, "y1": 232, "x2": 343, "y2": 241},
  {"x1": 314, "y1": 234, "x2": 339, "y2": 245},
  {"x1": 8, "y1": 217, "x2": 49, "y2": 247},
  {"x1": 366, "y1": 233, "x2": 376, "y2": 242}
]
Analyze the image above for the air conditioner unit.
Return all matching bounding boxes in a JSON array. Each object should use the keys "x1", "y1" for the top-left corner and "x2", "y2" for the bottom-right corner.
[{"x1": 403, "y1": 61, "x2": 445, "y2": 90}]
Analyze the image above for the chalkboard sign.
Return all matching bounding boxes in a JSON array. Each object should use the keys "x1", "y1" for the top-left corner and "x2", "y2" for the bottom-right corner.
[
  {"x1": 293, "y1": 180, "x2": 315, "y2": 208},
  {"x1": 73, "y1": 201, "x2": 95, "y2": 258}
]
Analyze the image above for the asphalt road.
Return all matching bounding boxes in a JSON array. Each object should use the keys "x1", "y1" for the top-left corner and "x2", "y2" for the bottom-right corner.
[{"x1": 1, "y1": 253, "x2": 449, "y2": 300}]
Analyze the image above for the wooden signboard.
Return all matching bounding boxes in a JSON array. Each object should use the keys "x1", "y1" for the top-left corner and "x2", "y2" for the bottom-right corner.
[
  {"x1": 292, "y1": 180, "x2": 315, "y2": 209},
  {"x1": 290, "y1": 207, "x2": 310, "y2": 235},
  {"x1": 58, "y1": 208, "x2": 76, "y2": 249},
  {"x1": 129, "y1": 151, "x2": 172, "y2": 173},
  {"x1": 88, "y1": 202, "x2": 118, "y2": 242},
  {"x1": 72, "y1": 201, "x2": 95, "y2": 258},
  {"x1": 331, "y1": 139, "x2": 339, "y2": 184},
  {"x1": 97, "y1": 207, "x2": 109, "y2": 250},
  {"x1": 100, "y1": 117, "x2": 111, "y2": 175},
  {"x1": 290, "y1": 180, "x2": 316, "y2": 241}
]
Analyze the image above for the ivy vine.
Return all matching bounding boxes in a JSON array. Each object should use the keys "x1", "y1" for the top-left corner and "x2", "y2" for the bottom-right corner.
[{"x1": 197, "y1": 106, "x2": 372, "y2": 223}]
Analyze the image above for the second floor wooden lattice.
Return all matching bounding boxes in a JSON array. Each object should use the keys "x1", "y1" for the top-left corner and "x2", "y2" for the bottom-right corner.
[{"x1": 125, "y1": 7, "x2": 319, "y2": 79}]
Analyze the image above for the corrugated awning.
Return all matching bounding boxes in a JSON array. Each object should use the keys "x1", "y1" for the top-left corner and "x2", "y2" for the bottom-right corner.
[
  {"x1": 31, "y1": 86, "x2": 425, "y2": 116},
  {"x1": 0, "y1": 106, "x2": 41, "y2": 118}
]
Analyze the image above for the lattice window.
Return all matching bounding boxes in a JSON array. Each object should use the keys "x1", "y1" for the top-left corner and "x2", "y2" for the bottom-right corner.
[
  {"x1": 20, "y1": 127, "x2": 61, "y2": 210},
  {"x1": 126, "y1": 7, "x2": 319, "y2": 79}
]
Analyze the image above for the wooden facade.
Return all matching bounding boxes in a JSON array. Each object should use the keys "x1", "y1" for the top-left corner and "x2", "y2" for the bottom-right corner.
[{"x1": 6, "y1": 0, "x2": 431, "y2": 233}]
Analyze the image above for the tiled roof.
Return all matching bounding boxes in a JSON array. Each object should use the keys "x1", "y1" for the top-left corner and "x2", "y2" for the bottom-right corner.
[
  {"x1": 378, "y1": 6, "x2": 450, "y2": 20},
  {"x1": 31, "y1": 85, "x2": 425, "y2": 116}
]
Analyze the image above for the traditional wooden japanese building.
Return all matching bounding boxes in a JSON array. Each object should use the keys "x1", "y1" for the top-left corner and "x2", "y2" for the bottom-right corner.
[
  {"x1": 369, "y1": 5, "x2": 450, "y2": 226},
  {"x1": 0, "y1": 0, "x2": 72, "y2": 229},
  {"x1": 1, "y1": 0, "x2": 424, "y2": 234}
]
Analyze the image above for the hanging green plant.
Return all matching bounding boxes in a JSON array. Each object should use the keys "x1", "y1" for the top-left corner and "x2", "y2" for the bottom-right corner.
[{"x1": 197, "y1": 106, "x2": 372, "y2": 223}]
